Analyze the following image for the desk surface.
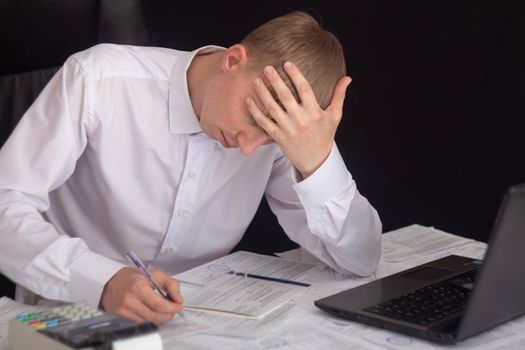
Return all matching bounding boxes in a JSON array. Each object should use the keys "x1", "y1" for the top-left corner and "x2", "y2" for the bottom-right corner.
[{"x1": 1, "y1": 224, "x2": 524, "y2": 350}]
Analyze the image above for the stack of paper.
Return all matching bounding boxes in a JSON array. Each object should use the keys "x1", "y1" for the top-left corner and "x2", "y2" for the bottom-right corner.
[{"x1": 176, "y1": 251, "x2": 317, "y2": 319}]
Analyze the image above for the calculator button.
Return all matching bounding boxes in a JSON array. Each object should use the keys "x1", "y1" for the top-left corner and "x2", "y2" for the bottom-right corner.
[
  {"x1": 46, "y1": 320, "x2": 59, "y2": 328},
  {"x1": 16, "y1": 313, "x2": 28, "y2": 320},
  {"x1": 34, "y1": 322, "x2": 46, "y2": 330}
]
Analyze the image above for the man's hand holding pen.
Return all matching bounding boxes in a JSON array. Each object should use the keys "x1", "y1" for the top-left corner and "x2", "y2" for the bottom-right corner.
[{"x1": 100, "y1": 266, "x2": 184, "y2": 325}]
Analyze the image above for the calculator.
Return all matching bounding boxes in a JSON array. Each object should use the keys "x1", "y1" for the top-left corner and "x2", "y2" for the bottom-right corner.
[{"x1": 8, "y1": 304, "x2": 161, "y2": 350}]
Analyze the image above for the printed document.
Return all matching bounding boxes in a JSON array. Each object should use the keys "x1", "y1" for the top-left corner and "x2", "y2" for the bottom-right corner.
[
  {"x1": 176, "y1": 251, "x2": 317, "y2": 318},
  {"x1": 381, "y1": 224, "x2": 474, "y2": 262},
  {"x1": 184, "y1": 273, "x2": 309, "y2": 319}
]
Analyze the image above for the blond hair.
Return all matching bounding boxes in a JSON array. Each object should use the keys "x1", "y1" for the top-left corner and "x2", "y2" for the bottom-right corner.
[{"x1": 241, "y1": 11, "x2": 346, "y2": 109}]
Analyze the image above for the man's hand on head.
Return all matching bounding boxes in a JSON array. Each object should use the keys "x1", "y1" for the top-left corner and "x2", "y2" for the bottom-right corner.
[
  {"x1": 100, "y1": 266, "x2": 184, "y2": 325},
  {"x1": 246, "y1": 61, "x2": 351, "y2": 179}
]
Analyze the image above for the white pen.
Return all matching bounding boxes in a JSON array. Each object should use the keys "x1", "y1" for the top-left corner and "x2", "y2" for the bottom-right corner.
[{"x1": 126, "y1": 251, "x2": 184, "y2": 318}]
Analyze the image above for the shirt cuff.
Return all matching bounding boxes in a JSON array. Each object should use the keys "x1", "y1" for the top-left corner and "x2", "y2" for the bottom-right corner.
[
  {"x1": 292, "y1": 143, "x2": 353, "y2": 207},
  {"x1": 69, "y1": 250, "x2": 126, "y2": 308}
]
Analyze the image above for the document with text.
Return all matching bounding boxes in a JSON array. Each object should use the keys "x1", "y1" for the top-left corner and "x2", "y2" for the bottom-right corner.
[
  {"x1": 176, "y1": 250, "x2": 322, "y2": 286},
  {"x1": 381, "y1": 224, "x2": 475, "y2": 262},
  {"x1": 176, "y1": 251, "x2": 318, "y2": 319},
  {"x1": 184, "y1": 273, "x2": 309, "y2": 319}
]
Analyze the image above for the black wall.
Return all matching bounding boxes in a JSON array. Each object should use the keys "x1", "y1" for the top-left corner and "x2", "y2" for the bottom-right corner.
[
  {"x1": 141, "y1": 0, "x2": 525, "y2": 248},
  {"x1": 1, "y1": 1, "x2": 524, "y2": 296}
]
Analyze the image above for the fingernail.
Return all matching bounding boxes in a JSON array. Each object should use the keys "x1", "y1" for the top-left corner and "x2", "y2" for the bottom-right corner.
[
  {"x1": 254, "y1": 78, "x2": 262, "y2": 87},
  {"x1": 284, "y1": 61, "x2": 293, "y2": 69},
  {"x1": 264, "y1": 66, "x2": 274, "y2": 75},
  {"x1": 246, "y1": 97, "x2": 252, "y2": 104}
]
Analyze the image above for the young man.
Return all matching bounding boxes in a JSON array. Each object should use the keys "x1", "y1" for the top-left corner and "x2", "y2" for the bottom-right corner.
[{"x1": 0, "y1": 12, "x2": 381, "y2": 324}]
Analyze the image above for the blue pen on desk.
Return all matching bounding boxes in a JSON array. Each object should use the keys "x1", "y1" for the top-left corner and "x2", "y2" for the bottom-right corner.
[
  {"x1": 126, "y1": 251, "x2": 184, "y2": 318},
  {"x1": 228, "y1": 271, "x2": 311, "y2": 287}
]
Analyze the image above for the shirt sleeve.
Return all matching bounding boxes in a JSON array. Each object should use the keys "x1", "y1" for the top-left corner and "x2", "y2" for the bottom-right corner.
[
  {"x1": 0, "y1": 57, "x2": 125, "y2": 307},
  {"x1": 265, "y1": 142, "x2": 382, "y2": 276}
]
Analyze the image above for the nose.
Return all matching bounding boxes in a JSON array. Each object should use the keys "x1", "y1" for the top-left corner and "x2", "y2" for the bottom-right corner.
[{"x1": 237, "y1": 131, "x2": 271, "y2": 155}]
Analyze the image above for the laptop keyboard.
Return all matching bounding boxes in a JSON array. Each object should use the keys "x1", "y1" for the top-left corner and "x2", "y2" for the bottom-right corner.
[{"x1": 363, "y1": 271, "x2": 476, "y2": 326}]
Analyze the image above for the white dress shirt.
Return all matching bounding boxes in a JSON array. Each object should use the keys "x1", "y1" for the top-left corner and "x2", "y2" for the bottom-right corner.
[{"x1": 0, "y1": 44, "x2": 382, "y2": 308}]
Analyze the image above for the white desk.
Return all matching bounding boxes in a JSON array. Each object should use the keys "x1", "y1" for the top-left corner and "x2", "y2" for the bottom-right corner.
[{"x1": 2, "y1": 225, "x2": 525, "y2": 349}]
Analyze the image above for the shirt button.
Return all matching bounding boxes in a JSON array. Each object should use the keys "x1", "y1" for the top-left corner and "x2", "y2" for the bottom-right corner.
[
  {"x1": 163, "y1": 247, "x2": 174, "y2": 254},
  {"x1": 187, "y1": 172, "x2": 196, "y2": 179},
  {"x1": 177, "y1": 209, "x2": 189, "y2": 218}
]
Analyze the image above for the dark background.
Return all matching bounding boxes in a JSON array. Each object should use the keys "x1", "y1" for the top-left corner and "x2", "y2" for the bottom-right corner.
[{"x1": 1, "y1": 0, "x2": 524, "y2": 298}]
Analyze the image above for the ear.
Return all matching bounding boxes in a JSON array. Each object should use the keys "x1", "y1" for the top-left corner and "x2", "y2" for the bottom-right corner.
[{"x1": 221, "y1": 44, "x2": 249, "y2": 72}]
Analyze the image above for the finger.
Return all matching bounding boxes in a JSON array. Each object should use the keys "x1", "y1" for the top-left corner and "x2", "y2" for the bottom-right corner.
[
  {"x1": 140, "y1": 284, "x2": 181, "y2": 316},
  {"x1": 262, "y1": 65, "x2": 301, "y2": 118},
  {"x1": 326, "y1": 76, "x2": 352, "y2": 118},
  {"x1": 165, "y1": 280, "x2": 184, "y2": 305},
  {"x1": 120, "y1": 292, "x2": 172, "y2": 324},
  {"x1": 283, "y1": 61, "x2": 318, "y2": 111},
  {"x1": 253, "y1": 77, "x2": 294, "y2": 132},
  {"x1": 246, "y1": 96, "x2": 282, "y2": 142},
  {"x1": 150, "y1": 269, "x2": 184, "y2": 306},
  {"x1": 139, "y1": 271, "x2": 181, "y2": 314}
]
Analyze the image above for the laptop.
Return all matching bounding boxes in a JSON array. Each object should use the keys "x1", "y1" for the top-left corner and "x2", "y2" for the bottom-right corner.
[{"x1": 314, "y1": 183, "x2": 525, "y2": 344}]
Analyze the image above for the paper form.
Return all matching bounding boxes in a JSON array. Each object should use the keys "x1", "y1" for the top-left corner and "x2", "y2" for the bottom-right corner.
[
  {"x1": 183, "y1": 273, "x2": 308, "y2": 319},
  {"x1": 175, "y1": 250, "x2": 321, "y2": 286},
  {"x1": 381, "y1": 224, "x2": 474, "y2": 262},
  {"x1": 165, "y1": 321, "x2": 374, "y2": 350},
  {"x1": 159, "y1": 302, "x2": 297, "y2": 348},
  {"x1": 255, "y1": 322, "x2": 375, "y2": 350},
  {"x1": 387, "y1": 240, "x2": 485, "y2": 270}
]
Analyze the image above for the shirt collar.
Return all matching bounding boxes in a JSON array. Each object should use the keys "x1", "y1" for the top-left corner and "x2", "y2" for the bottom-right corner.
[{"x1": 168, "y1": 45, "x2": 226, "y2": 134}]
